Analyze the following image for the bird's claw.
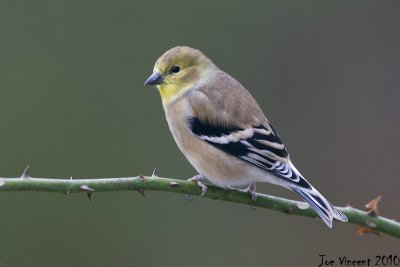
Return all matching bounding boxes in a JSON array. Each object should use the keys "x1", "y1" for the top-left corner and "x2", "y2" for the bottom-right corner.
[
  {"x1": 245, "y1": 181, "x2": 257, "y2": 200},
  {"x1": 244, "y1": 181, "x2": 257, "y2": 210},
  {"x1": 187, "y1": 174, "x2": 208, "y2": 196}
]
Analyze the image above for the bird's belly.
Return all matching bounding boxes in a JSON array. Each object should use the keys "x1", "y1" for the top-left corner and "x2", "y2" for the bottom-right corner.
[
  {"x1": 176, "y1": 134, "x2": 256, "y2": 188},
  {"x1": 187, "y1": 153, "x2": 253, "y2": 187}
]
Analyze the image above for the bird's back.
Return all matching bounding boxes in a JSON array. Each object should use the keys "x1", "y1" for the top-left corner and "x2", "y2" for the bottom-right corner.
[{"x1": 188, "y1": 68, "x2": 268, "y2": 129}]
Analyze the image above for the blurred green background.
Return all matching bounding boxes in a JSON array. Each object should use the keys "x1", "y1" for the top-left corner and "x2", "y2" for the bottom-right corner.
[{"x1": 0, "y1": 1, "x2": 399, "y2": 266}]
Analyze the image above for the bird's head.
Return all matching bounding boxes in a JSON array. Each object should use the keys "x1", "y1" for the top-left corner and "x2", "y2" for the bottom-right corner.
[{"x1": 144, "y1": 46, "x2": 213, "y2": 104}]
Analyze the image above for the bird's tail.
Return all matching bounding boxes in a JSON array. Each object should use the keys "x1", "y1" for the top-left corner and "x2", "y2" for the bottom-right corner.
[{"x1": 291, "y1": 184, "x2": 348, "y2": 228}]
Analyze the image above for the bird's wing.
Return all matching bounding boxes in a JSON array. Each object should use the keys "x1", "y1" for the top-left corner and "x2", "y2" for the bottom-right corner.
[{"x1": 187, "y1": 116, "x2": 312, "y2": 189}]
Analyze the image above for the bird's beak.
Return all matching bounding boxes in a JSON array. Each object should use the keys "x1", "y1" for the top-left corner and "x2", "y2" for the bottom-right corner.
[{"x1": 144, "y1": 72, "x2": 164, "y2": 86}]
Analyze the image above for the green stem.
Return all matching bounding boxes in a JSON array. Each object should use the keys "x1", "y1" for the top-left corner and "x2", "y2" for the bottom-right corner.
[{"x1": 0, "y1": 175, "x2": 398, "y2": 238}]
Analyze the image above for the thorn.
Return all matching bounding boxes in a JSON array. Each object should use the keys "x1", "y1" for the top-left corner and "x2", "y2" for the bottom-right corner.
[
  {"x1": 70, "y1": 176, "x2": 73, "y2": 180},
  {"x1": 356, "y1": 226, "x2": 381, "y2": 236},
  {"x1": 151, "y1": 168, "x2": 158, "y2": 177},
  {"x1": 80, "y1": 185, "x2": 94, "y2": 201},
  {"x1": 0, "y1": 178, "x2": 4, "y2": 187},
  {"x1": 186, "y1": 193, "x2": 194, "y2": 202},
  {"x1": 136, "y1": 174, "x2": 147, "y2": 197},
  {"x1": 80, "y1": 185, "x2": 94, "y2": 192},
  {"x1": 365, "y1": 195, "x2": 381, "y2": 217},
  {"x1": 20, "y1": 164, "x2": 31, "y2": 178},
  {"x1": 356, "y1": 197, "x2": 384, "y2": 236},
  {"x1": 137, "y1": 188, "x2": 145, "y2": 197},
  {"x1": 169, "y1": 181, "x2": 179, "y2": 188},
  {"x1": 284, "y1": 207, "x2": 293, "y2": 215},
  {"x1": 139, "y1": 174, "x2": 147, "y2": 183}
]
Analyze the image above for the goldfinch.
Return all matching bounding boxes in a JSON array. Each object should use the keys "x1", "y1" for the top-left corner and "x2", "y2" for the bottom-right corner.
[{"x1": 144, "y1": 46, "x2": 348, "y2": 228}]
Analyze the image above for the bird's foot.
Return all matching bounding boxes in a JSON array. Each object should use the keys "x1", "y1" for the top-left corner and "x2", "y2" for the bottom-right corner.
[
  {"x1": 187, "y1": 174, "x2": 207, "y2": 196},
  {"x1": 245, "y1": 181, "x2": 257, "y2": 201},
  {"x1": 244, "y1": 181, "x2": 257, "y2": 210}
]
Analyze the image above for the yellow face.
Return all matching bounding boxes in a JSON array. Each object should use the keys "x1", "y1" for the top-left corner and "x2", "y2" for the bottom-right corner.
[{"x1": 144, "y1": 46, "x2": 211, "y2": 104}]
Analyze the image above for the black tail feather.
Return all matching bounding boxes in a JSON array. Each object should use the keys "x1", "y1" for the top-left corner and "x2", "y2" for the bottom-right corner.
[{"x1": 292, "y1": 186, "x2": 347, "y2": 228}]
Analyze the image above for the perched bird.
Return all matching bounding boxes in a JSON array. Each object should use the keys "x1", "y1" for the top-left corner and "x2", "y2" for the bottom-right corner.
[{"x1": 144, "y1": 46, "x2": 347, "y2": 228}]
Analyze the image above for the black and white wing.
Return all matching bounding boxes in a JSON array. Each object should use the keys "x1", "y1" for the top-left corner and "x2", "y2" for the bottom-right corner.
[
  {"x1": 188, "y1": 117, "x2": 348, "y2": 227},
  {"x1": 188, "y1": 117, "x2": 310, "y2": 188}
]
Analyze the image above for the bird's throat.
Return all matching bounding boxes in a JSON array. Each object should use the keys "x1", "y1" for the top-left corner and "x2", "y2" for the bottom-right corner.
[{"x1": 157, "y1": 84, "x2": 185, "y2": 105}]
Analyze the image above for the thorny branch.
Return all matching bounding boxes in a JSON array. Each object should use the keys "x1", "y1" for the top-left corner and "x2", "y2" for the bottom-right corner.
[{"x1": 0, "y1": 165, "x2": 399, "y2": 239}]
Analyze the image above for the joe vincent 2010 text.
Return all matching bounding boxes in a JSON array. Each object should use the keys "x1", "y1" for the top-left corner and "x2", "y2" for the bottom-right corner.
[{"x1": 318, "y1": 255, "x2": 372, "y2": 266}]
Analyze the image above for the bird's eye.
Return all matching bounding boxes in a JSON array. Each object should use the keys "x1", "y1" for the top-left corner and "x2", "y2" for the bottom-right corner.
[{"x1": 171, "y1": 66, "x2": 180, "y2": 73}]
